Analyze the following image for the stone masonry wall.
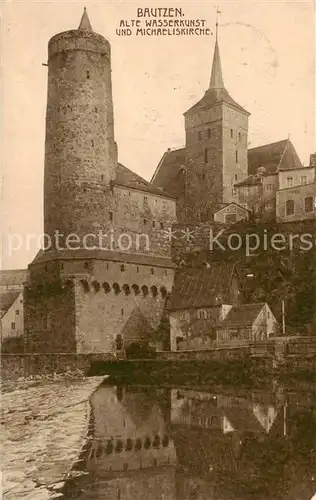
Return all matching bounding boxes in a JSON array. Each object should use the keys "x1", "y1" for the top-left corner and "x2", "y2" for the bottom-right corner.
[
  {"x1": 74, "y1": 260, "x2": 175, "y2": 353},
  {"x1": 24, "y1": 279, "x2": 76, "y2": 353},
  {"x1": 44, "y1": 29, "x2": 117, "y2": 245}
]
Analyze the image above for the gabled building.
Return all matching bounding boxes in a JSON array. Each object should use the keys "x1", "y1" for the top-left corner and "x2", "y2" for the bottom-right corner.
[
  {"x1": 0, "y1": 269, "x2": 27, "y2": 349},
  {"x1": 217, "y1": 302, "x2": 277, "y2": 342},
  {"x1": 168, "y1": 262, "x2": 239, "y2": 350},
  {"x1": 151, "y1": 31, "x2": 315, "y2": 225}
]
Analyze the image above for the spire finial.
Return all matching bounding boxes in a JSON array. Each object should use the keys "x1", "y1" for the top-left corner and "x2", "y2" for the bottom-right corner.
[
  {"x1": 215, "y1": 7, "x2": 221, "y2": 41},
  {"x1": 78, "y1": 6, "x2": 93, "y2": 30}
]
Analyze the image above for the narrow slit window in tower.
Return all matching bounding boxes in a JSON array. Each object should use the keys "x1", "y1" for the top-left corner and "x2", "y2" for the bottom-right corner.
[
  {"x1": 204, "y1": 148, "x2": 208, "y2": 163},
  {"x1": 236, "y1": 150, "x2": 238, "y2": 163}
]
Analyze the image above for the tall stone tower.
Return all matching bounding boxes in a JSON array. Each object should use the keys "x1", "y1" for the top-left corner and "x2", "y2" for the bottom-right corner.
[
  {"x1": 44, "y1": 8, "x2": 117, "y2": 245},
  {"x1": 24, "y1": 9, "x2": 176, "y2": 355},
  {"x1": 183, "y1": 28, "x2": 250, "y2": 222}
]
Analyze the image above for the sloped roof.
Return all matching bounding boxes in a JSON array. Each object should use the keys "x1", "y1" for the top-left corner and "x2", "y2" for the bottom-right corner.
[
  {"x1": 78, "y1": 7, "x2": 92, "y2": 31},
  {"x1": 248, "y1": 139, "x2": 302, "y2": 176},
  {"x1": 220, "y1": 303, "x2": 266, "y2": 328},
  {"x1": 151, "y1": 148, "x2": 186, "y2": 199},
  {"x1": 0, "y1": 291, "x2": 20, "y2": 318},
  {"x1": 214, "y1": 202, "x2": 251, "y2": 213},
  {"x1": 0, "y1": 269, "x2": 28, "y2": 287},
  {"x1": 169, "y1": 262, "x2": 235, "y2": 311},
  {"x1": 235, "y1": 174, "x2": 262, "y2": 188},
  {"x1": 223, "y1": 407, "x2": 267, "y2": 435},
  {"x1": 115, "y1": 162, "x2": 175, "y2": 198},
  {"x1": 30, "y1": 248, "x2": 175, "y2": 269},
  {"x1": 185, "y1": 88, "x2": 249, "y2": 116}
]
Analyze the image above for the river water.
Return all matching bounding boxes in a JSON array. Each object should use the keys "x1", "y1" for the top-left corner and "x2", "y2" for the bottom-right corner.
[{"x1": 63, "y1": 382, "x2": 316, "y2": 500}]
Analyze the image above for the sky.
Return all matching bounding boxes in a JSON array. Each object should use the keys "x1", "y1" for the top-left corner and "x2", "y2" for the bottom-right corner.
[{"x1": 1, "y1": 0, "x2": 315, "y2": 269}]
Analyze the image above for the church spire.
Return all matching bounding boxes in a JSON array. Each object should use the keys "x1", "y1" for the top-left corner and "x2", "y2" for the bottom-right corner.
[
  {"x1": 209, "y1": 11, "x2": 225, "y2": 90},
  {"x1": 78, "y1": 7, "x2": 92, "y2": 31}
]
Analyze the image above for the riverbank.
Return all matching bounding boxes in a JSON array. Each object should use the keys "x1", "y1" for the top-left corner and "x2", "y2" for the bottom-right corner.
[
  {"x1": 89, "y1": 358, "x2": 316, "y2": 388},
  {"x1": 2, "y1": 375, "x2": 107, "y2": 500}
]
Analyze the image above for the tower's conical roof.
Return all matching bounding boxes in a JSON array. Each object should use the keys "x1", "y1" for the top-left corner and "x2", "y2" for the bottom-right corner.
[
  {"x1": 209, "y1": 38, "x2": 225, "y2": 90},
  {"x1": 78, "y1": 7, "x2": 92, "y2": 30}
]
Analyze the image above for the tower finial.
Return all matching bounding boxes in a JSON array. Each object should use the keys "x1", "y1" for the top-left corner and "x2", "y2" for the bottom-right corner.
[
  {"x1": 209, "y1": 9, "x2": 225, "y2": 90},
  {"x1": 215, "y1": 7, "x2": 221, "y2": 41},
  {"x1": 78, "y1": 6, "x2": 93, "y2": 30}
]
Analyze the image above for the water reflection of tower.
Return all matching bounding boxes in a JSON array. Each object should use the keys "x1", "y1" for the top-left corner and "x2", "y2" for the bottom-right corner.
[{"x1": 88, "y1": 386, "x2": 177, "y2": 474}]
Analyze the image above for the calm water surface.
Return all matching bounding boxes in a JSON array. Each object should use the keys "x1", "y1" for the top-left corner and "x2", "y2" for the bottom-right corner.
[{"x1": 64, "y1": 382, "x2": 316, "y2": 500}]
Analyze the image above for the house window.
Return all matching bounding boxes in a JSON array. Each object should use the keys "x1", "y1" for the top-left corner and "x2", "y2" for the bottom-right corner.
[
  {"x1": 144, "y1": 196, "x2": 148, "y2": 203},
  {"x1": 143, "y1": 219, "x2": 147, "y2": 226},
  {"x1": 101, "y1": 174, "x2": 104, "y2": 181},
  {"x1": 86, "y1": 70, "x2": 90, "y2": 79},
  {"x1": 235, "y1": 150, "x2": 238, "y2": 163},
  {"x1": 16, "y1": 310, "x2": 19, "y2": 315},
  {"x1": 109, "y1": 211, "x2": 113, "y2": 222},
  {"x1": 198, "y1": 309, "x2": 207, "y2": 319},
  {"x1": 235, "y1": 174, "x2": 238, "y2": 181},
  {"x1": 286, "y1": 199, "x2": 295, "y2": 216},
  {"x1": 305, "y1": 196, "x2": 314, "y2": 213},
  {"x1": 207, "y1": 128, "x2": 211, "y2": 138},
  {"x1": 160, "y1": 222, "x2": 164, "y2": 229},
  {"x1": 204, "y1": 148, "x2": 208, "y2": 163},
  {"x1": 151, "y1": 268, "x2": 154, "y2": 275},
  {"x1": 202, "y1": 173, "x2": 206, "y2": 180},
  {"x1": 287, "y1": 177, "x2": 293, "y2": 187},
  {"x1": 152, "y1": 220, "x2": 156, "y2": 228},
  {"x1": 91, "y1": 140, "x2": 94, "y2": 147},
  {"x1": 94, "y1": 106, "x2": 97, "y2": 113},
  {"x1": 230, "y1": 129, "x2": 233, "y2": 139},
  {"x1": 120, "y1": 264, "x2": 125, "y2": 272},
  {"x1": 301, "y1": 176, "x2": 307, "y2": 185},
  {"x1": 266, "y1": 184, "x2": 273, "y2": 192},
  {"x1": 11, "y1": 322, "x2": 15, "y2": 330}
]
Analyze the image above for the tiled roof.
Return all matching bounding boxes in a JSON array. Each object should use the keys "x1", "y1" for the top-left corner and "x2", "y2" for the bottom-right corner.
[
  {"x1": 151, "y1": 148, "x2": 186, "y2": 199},
  {"x1": 219, "y1": 303, "x2": 266, "y2": 328},
  {"x1": 168, "y1": 262, "x2": 236, "y2": 311},
  {"x1": 185, "y1": 88, "x2": 249, "y2": 116},
  {"x1": 248, "y1": 139, "x2": 302, "y2": 176},
  {"x1": 235, "y1": 175, "x2": 262, "y2": 188},
  {"x1": 0, "y1": 291, "x2": 20, "y2": 318},
  {"x1": 115, "y1": 163, "x2": 175, "y2": 199},
  {"x1": 0, "y1": 269, "x2": 28, "y2": 287}
]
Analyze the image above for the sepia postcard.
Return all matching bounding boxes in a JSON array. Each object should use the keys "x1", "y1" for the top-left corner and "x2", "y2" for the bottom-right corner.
[{"x1": 1, "y1": 1, "x2": 316, "y2": 499}]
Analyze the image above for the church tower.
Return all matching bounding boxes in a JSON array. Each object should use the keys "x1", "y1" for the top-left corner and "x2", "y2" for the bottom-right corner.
[
  {"x1": 44, "y1": 8, "x2": 117, "y2": 245},
  {"x1": 183, "y1": 24, "x2": 250, "y2": 222}
]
